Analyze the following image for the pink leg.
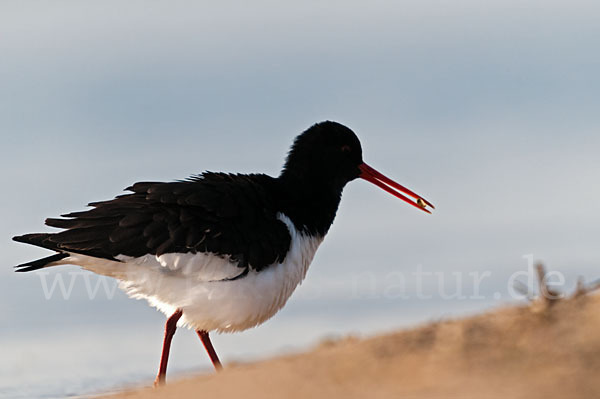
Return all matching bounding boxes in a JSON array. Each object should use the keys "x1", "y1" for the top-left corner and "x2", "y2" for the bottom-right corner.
[
  {"x1": 154, "y1": 309, "x2": 183, "y2": 386},
  {"x1": 197, "y1": 330, "x2": 223, "y2": 371}
]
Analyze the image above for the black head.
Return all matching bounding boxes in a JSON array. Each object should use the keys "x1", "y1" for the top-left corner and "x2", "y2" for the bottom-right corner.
[
  {"x1": 277, "y1": 120, "x2": 434, "y2": 236},
  {"x1": 280, "y1": 121, "x2": 364, "y2": 193}
]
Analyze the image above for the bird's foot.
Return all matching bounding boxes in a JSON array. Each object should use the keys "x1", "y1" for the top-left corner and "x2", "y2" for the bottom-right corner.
[{"x1": 153, "y1": 375, "x2": 166, "y2": 388}]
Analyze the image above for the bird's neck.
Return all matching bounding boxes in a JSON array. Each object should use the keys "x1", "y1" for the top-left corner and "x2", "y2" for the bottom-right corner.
[{"x1": 276, "y1": 174, "x2": 344, "y2": 237}]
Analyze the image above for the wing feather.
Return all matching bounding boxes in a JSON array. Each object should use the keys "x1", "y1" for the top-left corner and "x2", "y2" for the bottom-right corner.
[{"x1": 29, "y1": 173, "x2": 291, "y2": 272}]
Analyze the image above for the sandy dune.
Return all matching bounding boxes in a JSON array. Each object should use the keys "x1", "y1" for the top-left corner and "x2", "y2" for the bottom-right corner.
[{"x1": 107, "y1": 295, "x2": 600, "y2": 399}]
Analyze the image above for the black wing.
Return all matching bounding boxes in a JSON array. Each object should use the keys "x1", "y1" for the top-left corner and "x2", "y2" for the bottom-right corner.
[{"x1": 14, "y1": 173, "x2": 291, "y2": 272}]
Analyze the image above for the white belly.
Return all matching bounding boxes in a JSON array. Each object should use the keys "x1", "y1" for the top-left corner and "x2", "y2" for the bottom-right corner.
[{"x1": 62, "y1": 214, "x2": 323, "y2": 332}]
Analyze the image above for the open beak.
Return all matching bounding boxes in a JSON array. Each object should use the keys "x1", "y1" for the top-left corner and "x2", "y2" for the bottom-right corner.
[{"x1": 359, "y1": 163, "x2": 435, "y2": 214}]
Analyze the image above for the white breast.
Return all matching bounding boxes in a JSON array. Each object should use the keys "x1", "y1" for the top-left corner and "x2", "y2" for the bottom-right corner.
[{"x1": 64, "y1": 214, "x2": 323, "y2": 333}]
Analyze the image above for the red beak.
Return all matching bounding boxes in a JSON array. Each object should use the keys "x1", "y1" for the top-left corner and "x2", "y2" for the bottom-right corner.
[{"x1": 359, "y1": 163, "x2": 435, "y2": 214}]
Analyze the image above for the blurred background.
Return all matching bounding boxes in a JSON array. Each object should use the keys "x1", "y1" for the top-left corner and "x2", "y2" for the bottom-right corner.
[{"x1": 1, "y1": 1, "x2": 599, "y2": 397}]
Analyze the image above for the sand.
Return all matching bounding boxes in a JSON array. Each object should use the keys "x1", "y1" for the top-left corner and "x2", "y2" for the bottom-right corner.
[{"x1": 107, "y1": 295, "x2": 600, "y2": 399}]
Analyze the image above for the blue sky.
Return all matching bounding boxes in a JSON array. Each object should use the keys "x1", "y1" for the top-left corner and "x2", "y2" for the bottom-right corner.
[{"x1": 1, "y1": 1, "x2": 599, "y2": 397}]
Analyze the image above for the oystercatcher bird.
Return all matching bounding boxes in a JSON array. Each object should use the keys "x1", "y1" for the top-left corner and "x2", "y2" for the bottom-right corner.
[{"x1": 13, "y1": 121, "x2": 433, "y2": 385}]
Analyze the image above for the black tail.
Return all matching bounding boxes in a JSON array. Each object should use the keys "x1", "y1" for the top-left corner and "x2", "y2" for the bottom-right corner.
[
  {"x1": 14, "y1": 253, "x2": 69, "y2": 272},
  {"x1": 13, "y1": 233, "x2": 68, "y2": 272}
]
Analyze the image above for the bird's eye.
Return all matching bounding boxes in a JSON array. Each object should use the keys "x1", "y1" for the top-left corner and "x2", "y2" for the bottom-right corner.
[{"x1": 340, "y1": 145, "x2": 352, "y2": 153}]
